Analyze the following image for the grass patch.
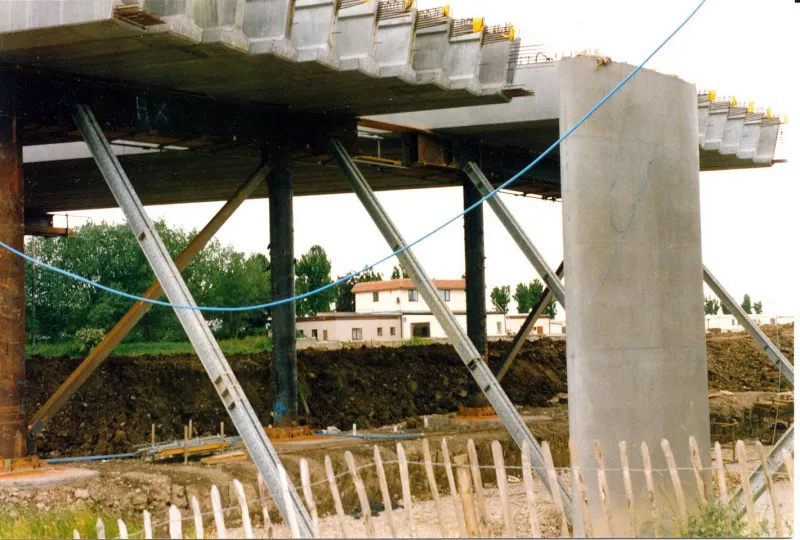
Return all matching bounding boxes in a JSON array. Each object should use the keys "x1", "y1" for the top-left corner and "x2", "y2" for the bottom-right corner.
[
  {"x1": 0, "y1": 508, "x2": 118, "y2": 539},
  {"x1": 27, "y1": 335, "x2": 272, "y2": 359}
]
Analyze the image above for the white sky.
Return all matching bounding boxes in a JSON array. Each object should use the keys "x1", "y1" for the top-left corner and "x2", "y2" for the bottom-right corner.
[{"x1": 56, "y1": 0, "x2": 799, "y2": 315}]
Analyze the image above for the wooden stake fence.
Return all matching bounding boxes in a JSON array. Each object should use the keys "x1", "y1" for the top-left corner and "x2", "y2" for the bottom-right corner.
[{"x1": 92, "y1": 436, "x2": 791, "y2": 540}]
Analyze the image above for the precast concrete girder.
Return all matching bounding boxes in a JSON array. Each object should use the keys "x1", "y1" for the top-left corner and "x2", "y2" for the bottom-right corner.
[{"x1": 27, "y1": 163, "x2": 271, "y2": 439}]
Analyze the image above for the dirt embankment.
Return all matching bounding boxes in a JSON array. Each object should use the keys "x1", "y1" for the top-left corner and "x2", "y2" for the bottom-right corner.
[{"x1": 706, "y1": 324, "x2": 793, "y2": 391}]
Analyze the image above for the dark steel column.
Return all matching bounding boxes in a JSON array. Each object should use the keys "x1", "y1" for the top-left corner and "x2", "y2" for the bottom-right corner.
[
  {"x1": 268, "y1": 149, "x2": 298, "y2": 425},
  {"x1": 0, "y1": 114, "x2": 25, "y2": 458},
  {"x1": 463, "y1": 178, "x2": 488, "y2": 406}
]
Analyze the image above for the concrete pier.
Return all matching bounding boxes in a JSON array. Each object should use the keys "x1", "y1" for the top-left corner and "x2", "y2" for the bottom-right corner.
[
  {"x1": 267, "y1": 149, "x2": 298, "y2": 425},
  {"x1": 463, "y1": 178, "x2": 488, "y2": 406},
  {"x1": 0, "y1": 114, "x2": 25, "y2": 458},
  {"x1": 558, "y1": 57, "x2": 710, "y2": 535}
]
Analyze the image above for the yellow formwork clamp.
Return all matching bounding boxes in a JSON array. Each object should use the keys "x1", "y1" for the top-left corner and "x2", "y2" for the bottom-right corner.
[
  {"x1": 782, "y1": 114, "x2": 788, "y2": 124},
  {"x1": 472, "y1": 17, "x2": 484, "y2": 33},
  {"x1": 747, "y1": 102, "x2": 754, "y2": 113},
  {"x1": 730, "y1": 96, "x2": 737, "y2": 107},
  {"x1": 503, "y1": 24, "x2": 516, "y2": 41},
  {"x1": 708, "y1": 89, "x2": 716, "y2": 101},
  {"x1": 767, "y1": 107, "x2": 772, "y2": 118},
  {"x1": 404, "y1": 0, "x2": 414, "y2": 9},
  {"x1": 442, "y1": 5, "x2": 450, "y2": 17}
]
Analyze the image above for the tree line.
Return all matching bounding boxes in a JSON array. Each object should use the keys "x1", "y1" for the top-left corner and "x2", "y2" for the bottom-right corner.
[
  {"x1": 704, "y1": 293, "x2": 763, "y2": 316},
  {"x1": 489, "y1": 279, "x2": 558, "y2": 318}
]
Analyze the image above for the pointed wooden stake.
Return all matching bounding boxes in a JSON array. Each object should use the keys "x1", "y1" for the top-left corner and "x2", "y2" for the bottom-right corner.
[
  {"x1": 374, "y1": 445, "x2": 398, "y2": 538},
  {"x1": 454, "y1": 454, "x2": 479, "y2": 538},
  {"x1": 521, "y1": 442, "x2": 542, "y2": 538},
  {"x1": 72, "y1": 529, "x2": 80, "y2": 539},
  {"x1": 257, "y1": 472, "x2": 274, "y2": 537},
  {"x1": 345, "y1": 451, "x2": 375, "y2": 538},
  {"x1": 211, "y1": 484, "x2": 229, "y2": 539},
  {"x1": 688, "y1": 436, "x2": 707, "y2": 506},
  {"x1": 441, "y1": 439, "x2": 467, "y2": 538},
  {"x1": 169, "y1": 504, "x2": 183, "y2": 539},
  {"x1": 96, "y1": 518, "x2": 106, "y2": 539},
  {"x1": 713, "y1": 442, "x2": 728, "y2": 503},
  {"x1": 233, "y1": 479, "x2": 254, "y2": 539},
  {"x1": 756, "y1": 441, "x2": 783, "y2": 537},
  {"x1": 543, "y1": 440, "x2": 569, "y2": 537},
  {"x1": 118, "y1": 519, "x2": 129, "y2": 539},
  {"x1": 569, "y1": 438, "x2": 593, "y2": 538},
  {"x1": 640, "y1": 442, "x2": 660, "y2": 537},
  {"x1": 661, "y1": 439, "x2": 688, "y2": 528},
  {"x1": 325, "y1": 455, "x2": 349, "y2": 539},
  {"x1": 143, "y1": 510, "x2": 153, "y2": 540},
  {"x1": 397, "y1": 442, "x2": 417, "y2": 538},
  {"x1": 422, "y1": 439, "x2": 446, "y2": 537},
  {"x1": 279, "y1": 465, "x2": 301, "y2": 539},
  {"x1": 491, "y1": 440, "x2": 514, "y2": 538},
  {"x1": 466, "y1": 439, "x2": 488, "y2": 534},
  {"x1": 619, "y1": 441, "x2": 637, "y2": 537},
  {"x1": 191, "y1": 495, "x2": 204, "y2": 539},
  {"x1": 592, "y1": 440, "x2": 614, "y2": 538},
  {"x1": 736, "y1": 440, "x2": 757, "y2": 533},
  {"x1": 782, "y1": 449, "x2": 794, "y2": 489},
  {"x1": 300, "y1": 458, "x2": 321, "y2": 537},
  {"x1": 184, "y1": 425, "x2": 189, "y2": 465}
]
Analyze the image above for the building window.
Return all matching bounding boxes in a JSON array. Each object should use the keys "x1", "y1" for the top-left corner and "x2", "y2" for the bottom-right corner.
[
  {"x1": 377, "y1": 327, "x2": 383, "y2": 337},
  {"x1": 438, "y1": 289, "x2": 451, "y2": 302},
  {"x1": 352, "y1": 328, "x2": 363, "y2": 341},
  {"x1": 390, "y1": 327, "x2": 396, "y2": 336},
  {"x1": 732, "y1": 319, "x2": 736, "y2": 326},
  {"x1": 373, "y1": 291, "x2": 380, "y2": 302},
  {"x1": 408, "y1": 290, "x2": 419, "y2": 302},
  {"x1": 496, "y1": 321, "x2": 502, "y2": 334},
  {"x1": 311, "y1": 329, "x2": 318, "y2": 340}
]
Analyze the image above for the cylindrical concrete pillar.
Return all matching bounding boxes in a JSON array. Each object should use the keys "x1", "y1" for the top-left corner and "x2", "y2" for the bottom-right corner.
[
  {"x1": 0, "y1": 114, "x2": 26, "y2": 458},
  {"x1": 559, "y1": 58, "x2": 710, "y2": 536},
  {"x1": 267, "y1": 149, "x2": 298, "y2": 425},
  {"x1": 462, "y1": 178, "x2": 488, "y2": 407}
]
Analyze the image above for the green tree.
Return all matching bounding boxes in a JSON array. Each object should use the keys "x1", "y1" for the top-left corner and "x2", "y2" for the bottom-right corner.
[
  {"x1": 490, "y1": 285, "x2": 511, "y2": 314},
  {"x1": 391, "y1": 265, "x2": 408, "y2": 279},
  {"x1": 295, "y1": 245, "x2": 335, "y2": 317},
  {"x1": 335, "y1": 269, "x2": 382, "y2": 312},
  {"x1": 741, "y1": 294, "x2": 752, "y2": 315},
  {"x1": 753, "y1": 301, "x2": 763, "y2": 314},
  {"x1": 721, "y1": 302, "x2": 731, "y2": 315},
  {"x1": 513, "y1": 279, "x2": 544, "y2": 313},
  {"x1": 544, "y1": 297, "x2": 558, "y2": 319},
  {"x1": 704, "y1": 296, "x2": 720, "y2": 315}
]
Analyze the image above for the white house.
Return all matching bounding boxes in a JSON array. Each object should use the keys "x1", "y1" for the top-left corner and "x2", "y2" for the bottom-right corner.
[
  {"x1": 705, "y1": 314, "x2": 794, "y2": 333},
  {"x1": 296, "y1": 278, "x2": 566, "y2": 343}
]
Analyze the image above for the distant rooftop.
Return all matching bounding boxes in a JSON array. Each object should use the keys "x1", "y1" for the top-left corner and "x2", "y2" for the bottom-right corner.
[{"x1": 352, "y1": 279, "x2": 466, "y2": 293}]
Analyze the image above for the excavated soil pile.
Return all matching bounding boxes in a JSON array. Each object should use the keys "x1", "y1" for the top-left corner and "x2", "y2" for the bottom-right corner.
[
  {"x1": 26, "y1": 339, "x2": 567, "y2": 457},
  {"x1": 706, "y1": 324, "x2": 793, "y2": 391}
]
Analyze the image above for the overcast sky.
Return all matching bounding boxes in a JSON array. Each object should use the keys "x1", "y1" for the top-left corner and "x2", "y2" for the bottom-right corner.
[{"x1": 55, "y1": 0, "x2": 798, "y2": 316}]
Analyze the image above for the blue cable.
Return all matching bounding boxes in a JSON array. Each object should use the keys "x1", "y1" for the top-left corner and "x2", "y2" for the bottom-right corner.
[{"x1": 0, "y1": 0, "x2": 706, "y2": 313}]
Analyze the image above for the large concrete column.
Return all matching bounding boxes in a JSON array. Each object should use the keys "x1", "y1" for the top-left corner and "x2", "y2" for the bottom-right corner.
[
  {"x1": 0, "y1": 114, "x2": 26, "y2": 458},
  {"x1": 462, "y1": 178, "x2": 488, "y2": 407},
  {"x1": 559, "y1": 57, "x2": 710, "y2": 536},
  {"x1": 267, "y1": 149, "x2": 298, "y2": 425}
]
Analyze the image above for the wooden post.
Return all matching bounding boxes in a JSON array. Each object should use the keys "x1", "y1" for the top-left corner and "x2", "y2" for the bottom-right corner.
[
  {"x1": 640, "y1": 442, "x2": 660, "y2": 537},
  {"x1": 756, "y1": 441, "x2": 783, "y2": 537},
  {"x1": 569, "y1": 438, "x2": 593, "y2": 538},
  {"x1": 619, "y1": 441, "x2": 637, "y2": 537},
  {"x1": 422, "y1": 439, "x2": 446, "y2": 537},
  {"x1": 300, "y1": 459, "x2": 321, "y2": 537},
  {"x1": 782, "y1": 449, "x2": 794, "y2": 489},
  {"x1": 491, "y1": 440, "x2": 514, "y2": 538},
  {"x1": 543, "y1": 441, "x2": 569, "y2": 537},
  {"x1": 220, "y1": 421, "x2": 225, "y2": 438},
  {"x1": 189, "y1": 418, "x2": 193, "y2": 439},
  {"x1": 279, "y1": 465, "x2": 301, "y2": 539},
  {"x1": 233, "y1": 479, "x2": 254, "y2": 539},
  {"x1": 345, "y1": 451, "x2": 375, "y2": 538},
  {"x1": 688, "y1": 436, "x2": 707, "y2": 506},
  {"x1": 73, "y1": 529, "x2": 80, "y2": 539},
  {"x1": 397, "y1": 442, "x2": 417, "y2": 538},
  {"x1": 454, "y1": 454, "x2": 479, "y2": 538},
  {"x1": 169, "y1": 505, "x2": 182, "y2": 539},
  {"x1": 151, "y1": 423, "x2": 156, "y2": 446},
  {"x1": 713, "y1": 442, "x2": 728, "y2": 503},
  {"x1": 466, "y1": 439, "x2": 488, "y2": 533},
  {"x1": 736, "y1": 441, "x2": 757, "y2": 532},
  {"x1": 592, "y1": 440, "x2": 614, "y2": 538},
  {"x1": 257, "y1": 472, "x2": 274, "y2": 537},
  {"x1": 441, "y1": 439, "x2": 467, "y2": 538},
  {"x1": 325, "y1": 455, "x2": 349, "y2": 539},
  {"x1": 143, "y1": 510, "x2": 153, "y2": 540},
  {"x1": 211, "y1": 484, "x2": 229, "y2": 539},
  {"x1": 521, "y1": 442, "x2": 542, "y2": 538},
  {"x1": 191, "y1": 495, "x2": 204, "y2": 539},
  {"x1": 661, "y1": 439, "x2": 688, "y2": 528},
  {"x1": 184, "y1": 425, "x2": 189, "y2": 465},
  {"x1": 374, "y1": 445, "x2": 399, "y2": 538},
  {"x1": 96, "y1": 518, "x2": 106, "y2": 539},
  {"x1": 118, "y1": 520, "x2": 129, "y2": 539}
]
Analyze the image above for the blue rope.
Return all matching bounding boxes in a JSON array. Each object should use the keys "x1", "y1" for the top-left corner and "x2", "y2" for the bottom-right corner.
[{"x1": 0, "y1": 0, "x2": 706, "y2": 313}]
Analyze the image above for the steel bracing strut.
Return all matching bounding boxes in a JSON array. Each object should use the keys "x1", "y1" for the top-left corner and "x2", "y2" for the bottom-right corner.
[
  {"x1": 73, "y1": 104, "x2": 314, "y2": 537},
  {"x1": 329, "y1": 138, "x2": 574, "y2": 521}
]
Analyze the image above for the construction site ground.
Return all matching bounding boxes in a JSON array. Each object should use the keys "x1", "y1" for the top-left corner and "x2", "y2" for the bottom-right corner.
[{"x1": 5, "y1": 325, "x2": 794, "y2": 534}]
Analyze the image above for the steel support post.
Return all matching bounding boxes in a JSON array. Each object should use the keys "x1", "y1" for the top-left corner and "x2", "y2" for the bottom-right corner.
[
  {"x1": 267, "y1": 149, "x2": 298, "y2": 425},
  {"x1": 463, "y1": 162, "x2": 565, "y2": 307},
  {"x1": 496, "y1": 261, "x2": 564, "y2": 383},
  {"x1": 329, "y1": 138, "x2": 573, "y2": 520},
  {"x1": 463, "y1": 178, "x2": 488, "y2": 407},
  {"x1": 703, "y1": 265, "x2": 793, "y2": 381},
  {"x1": 0, "y1": 113, "x2": 26, "y2": 459},
  {"x1": 28, "y1": 164, "x2": 271, "y2": 438},
  {"x1": 73, "y1": 105, "x2": 313, "y2": 537}
]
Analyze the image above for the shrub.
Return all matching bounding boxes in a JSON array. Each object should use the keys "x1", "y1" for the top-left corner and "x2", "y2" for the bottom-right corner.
[
  {"x1": 680, "y1": 502, "x2": 769, "y2": 538},
  {"x1": 73, "y1": 328, "x2": 106, "y2": 355}
]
